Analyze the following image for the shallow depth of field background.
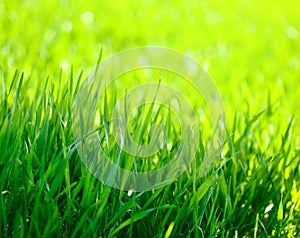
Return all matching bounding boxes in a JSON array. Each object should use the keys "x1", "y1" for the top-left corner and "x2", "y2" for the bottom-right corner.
[
  {"x1": 1, "y1": 0, "x2": 300, "y2": 116},
  {"x1": 0, "y1": 0, "x2": 299, "y2": 237}
]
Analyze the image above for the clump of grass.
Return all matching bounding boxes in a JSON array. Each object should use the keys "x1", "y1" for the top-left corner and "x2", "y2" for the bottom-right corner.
[
  {"x1": 1, "y1": 0, "x2": 300, "y2": 236},
  {"x1": 0, "y1": 69, "x2": 299, "y2": 237}
]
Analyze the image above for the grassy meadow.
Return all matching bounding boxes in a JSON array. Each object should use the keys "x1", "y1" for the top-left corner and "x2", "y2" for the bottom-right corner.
[{"x1": 0, "y1": 0, "x2": 299, "y2": 237}]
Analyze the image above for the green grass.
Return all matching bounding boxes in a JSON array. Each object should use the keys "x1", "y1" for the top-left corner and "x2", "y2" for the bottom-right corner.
[{"x1": 0, "y1": 0, "x2": 300, "y2": 237}]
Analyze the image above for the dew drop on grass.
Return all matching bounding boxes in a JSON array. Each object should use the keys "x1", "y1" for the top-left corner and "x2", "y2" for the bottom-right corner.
[
  {"x1": 127, "y1": 189, "x2": 133, "y2": 196},
  {"x1": 264, "y1": 203, "x2": 274, "y2": 214}
]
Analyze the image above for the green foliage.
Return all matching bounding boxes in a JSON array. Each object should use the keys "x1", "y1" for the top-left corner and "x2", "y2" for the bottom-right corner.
[{"x1": 0, "y1": 0, "x2": 299, "y2": 237}]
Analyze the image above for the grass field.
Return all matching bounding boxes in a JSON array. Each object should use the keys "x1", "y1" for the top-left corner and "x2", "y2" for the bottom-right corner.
[{"x1": 0, "y1": 0, "x2": 300, "y2": 237}]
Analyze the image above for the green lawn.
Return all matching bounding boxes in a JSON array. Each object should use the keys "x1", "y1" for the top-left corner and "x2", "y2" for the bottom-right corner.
[{"x1": 0, "y1": 0, "x2": 299, "y2": 237}]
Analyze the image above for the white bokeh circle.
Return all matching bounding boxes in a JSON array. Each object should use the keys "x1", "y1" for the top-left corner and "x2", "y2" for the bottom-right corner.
[{"x1": 72, "y1": 46, "x2": 225, "y2": 192}]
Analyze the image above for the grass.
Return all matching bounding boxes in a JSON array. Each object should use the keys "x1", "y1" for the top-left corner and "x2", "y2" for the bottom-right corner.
[{"x1": 0, "y1": 0, "x2": 300, "y2": 237}]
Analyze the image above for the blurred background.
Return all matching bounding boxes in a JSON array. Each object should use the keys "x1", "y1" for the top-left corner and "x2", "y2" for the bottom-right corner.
[{"x1": 1, "y1": 1, "x2": 299, "y2": 122}]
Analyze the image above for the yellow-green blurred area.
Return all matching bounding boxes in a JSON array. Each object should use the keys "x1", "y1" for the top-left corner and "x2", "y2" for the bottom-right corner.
[{"x1": 0, "y1": 0, "x2": 299, "y2": 129}]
